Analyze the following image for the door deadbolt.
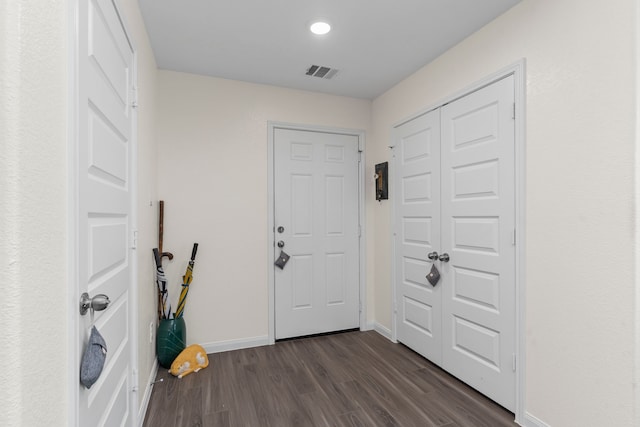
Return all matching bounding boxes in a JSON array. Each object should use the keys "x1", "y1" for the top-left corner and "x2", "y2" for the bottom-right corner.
[{"x1": 277, "y1": 226, "x2": 285, "y2": 233}]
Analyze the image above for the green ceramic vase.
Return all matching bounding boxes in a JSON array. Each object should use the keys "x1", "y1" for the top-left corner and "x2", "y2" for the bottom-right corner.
[{"x1": 156, "y1": 317, "x2": 186, "y2": 368}]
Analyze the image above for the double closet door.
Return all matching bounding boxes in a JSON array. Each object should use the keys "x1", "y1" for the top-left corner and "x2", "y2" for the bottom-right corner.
[{"x1": 393, "y1": 75, "x2": 516, "y2": 411}]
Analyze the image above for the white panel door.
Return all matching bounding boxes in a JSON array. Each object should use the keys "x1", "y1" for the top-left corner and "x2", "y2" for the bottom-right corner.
[
  {"x1": 393, "y1": 76, "x2": 516, "y2": 411},
  {"x1": 393, "y1": 109, "x2": 442, "y2": 364},
  {"x1": 77, "y1": 0, "x2": 135, "y2": 425},
  {"x1": 440, "y1": 75, "x2": 516, "y2": 410},
  {"x1": 274, "y1": 128, "x2": 360, "y2": 340}
]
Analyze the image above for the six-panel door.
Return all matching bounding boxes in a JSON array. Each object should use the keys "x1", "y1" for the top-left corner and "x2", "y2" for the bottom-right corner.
[{"x1": 274, "y1": 129, "x2": 360, "y2": 340}]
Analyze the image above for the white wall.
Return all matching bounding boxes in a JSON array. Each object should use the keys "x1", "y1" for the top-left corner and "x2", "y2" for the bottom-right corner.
[
  {"x1": 156, "y1": 71, "x2": 372, "y2": 347},
  {"x1": 0, "y1": 1, "x2": 68, "y2": 425},
  {"x1": 371, "y1": 0, "x2": 637, "y2": 426}
]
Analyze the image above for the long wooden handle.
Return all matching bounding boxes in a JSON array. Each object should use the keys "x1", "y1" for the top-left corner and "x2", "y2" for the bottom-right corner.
[
  {"x1": 158, "y1": 200, "x2": 174, "y2": 261},
  {"x1": 159, "y1": 201, "x2": 165, "y2": 255}
]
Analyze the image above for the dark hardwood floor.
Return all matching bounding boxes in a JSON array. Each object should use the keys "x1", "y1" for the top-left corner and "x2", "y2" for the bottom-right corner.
[{"x1": 143, "y1": 330, "x2": 516, "y2": 427}]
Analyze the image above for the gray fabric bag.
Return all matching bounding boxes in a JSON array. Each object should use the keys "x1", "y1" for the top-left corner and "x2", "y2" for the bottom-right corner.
[
  {"x1": 275, "y1": 250, "x2": 290, "y2": 269},
  {"x1": 80, "y1": 326, "x2": 107, "y2": 389},
  {"x1": 426, "y1": 264, "x2": 440, "y2": 286}
]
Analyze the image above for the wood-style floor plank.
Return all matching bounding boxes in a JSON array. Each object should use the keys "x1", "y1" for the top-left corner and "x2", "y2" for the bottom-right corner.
[{"x1": 143, "y1": 331, "x2": 516, "y2": 427}]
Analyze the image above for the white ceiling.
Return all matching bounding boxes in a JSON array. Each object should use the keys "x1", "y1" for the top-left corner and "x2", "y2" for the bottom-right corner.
[{"x1": 138, "y1": 0, "x2": 521, "y2": 100}]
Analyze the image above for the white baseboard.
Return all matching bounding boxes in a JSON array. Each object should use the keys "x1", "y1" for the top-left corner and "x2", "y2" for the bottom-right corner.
[
  {"x1": 201, "y1": 335, "x2": 270, "y2": 354},
  {"x1": 523, "y1": 412, "x2": 550, "y2": 427},
  {"x1": 137, "y1": 359, "x2": 159, "y2": 427},
  {"x1": 362, "y1": 321, "x2": 375, "y2": 331},
  {"x1": 373, "y1": 322, "x2": 393, "y2": 340}
]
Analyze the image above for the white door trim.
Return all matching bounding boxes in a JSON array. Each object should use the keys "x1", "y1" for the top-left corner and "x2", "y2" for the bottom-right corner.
[
  {"x1": 389, "y1": 59, "x2": 526, "y2": 423},
  {"x1": 635, "y1": 2, "x2": 640, "y2": 424},
  {"x1": 267, "y1": 122, "x2": 366, "y2": 344},
  {"x1": 67, "y1": 2, "x2": 79, "y2": 425},
  {"x1": 67, "y1": 1, "x2": 139, "y2": 424},
  {"x1": 129, "y1": 51, "x2": 141, "y2": 427}
]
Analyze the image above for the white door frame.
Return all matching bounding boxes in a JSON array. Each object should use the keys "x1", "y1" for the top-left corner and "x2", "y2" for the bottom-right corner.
[
  {"x1": 67, "y1": 1, "x2": 139, "y2": 425},
  {"x1": 267, "y1": 122, "x2": 366, "y2": 344},
  {"x1": 390, "y1": 60, "x2": 526, "y2": 423},
  {"x1": 636, "y1": 5, "x2": 640, "y2": 423}
]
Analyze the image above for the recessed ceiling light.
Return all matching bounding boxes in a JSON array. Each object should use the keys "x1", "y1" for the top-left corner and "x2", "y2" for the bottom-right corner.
[{"x1": 310, "y1": 21, "x2": 331, "y2": 35}]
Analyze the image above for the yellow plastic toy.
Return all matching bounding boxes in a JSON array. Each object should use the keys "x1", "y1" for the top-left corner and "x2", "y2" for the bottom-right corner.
[{"x1": 169, "y1": 344, "x2": 209, "y2": 378}]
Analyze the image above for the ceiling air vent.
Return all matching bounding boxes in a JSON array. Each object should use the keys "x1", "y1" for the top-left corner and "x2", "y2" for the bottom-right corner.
[{"x1": 305, "y1": 65, "x2": 339, "y2": 80}]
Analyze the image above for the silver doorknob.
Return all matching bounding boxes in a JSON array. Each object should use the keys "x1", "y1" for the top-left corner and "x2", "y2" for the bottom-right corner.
[
  {"x1": 427, "y1": 251, "x2": 439, "y2": 261},
  {"x1": 439, "y1": 253, "x2": 450, "y2": 262},
  {"x1": 277, "y1": 240, "x2": 285, "y2": 248},
  {"x1": 80, "y1": 293, "x2": 110, "y2": 315}
]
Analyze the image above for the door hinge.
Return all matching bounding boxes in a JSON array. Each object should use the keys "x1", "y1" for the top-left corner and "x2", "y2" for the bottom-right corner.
[
  {"x1": 512, "y1": 229, "x2": 516, "y2": 246},
  {"x1": 131, "y1": 230, "x2": 138, "y2": 249},
  {"x1": 132, "y1": 369, "x2": 139, "y2": 392},
  {"x1": 359, "y1": 301, "x2": 362, "y2": 313},
  {"x1": 358, "y1": 225, "x2": 362, "y2": 237},
  {"x1": 512, "y1": 353, "x2": 517, "y2": 372},
  {"x1": 512, "y1": 102, "x2": 515, "y2": 120},
  {"x1": 131, "y1": 86, "x2": 139, "y2": 109}
]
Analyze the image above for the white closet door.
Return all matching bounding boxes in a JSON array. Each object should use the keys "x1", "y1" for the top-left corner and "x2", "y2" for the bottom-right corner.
[
  {"x1": 77, "y1": 0, "x2": 135, "y2": 425},
  {"x1": 393, "y1": 109, "x2": 442, "y2": 364},
  {"x1": 393, "y1": 75, "x2": 516, "y2": 412},
  {"x1": 440, "y1": 75, "x2": 516, "y2": 411}
]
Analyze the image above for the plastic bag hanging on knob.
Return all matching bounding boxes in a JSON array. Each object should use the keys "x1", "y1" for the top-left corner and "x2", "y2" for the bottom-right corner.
[{"x1": 426, "y1": 264, "x2": 440, "y2": 286}]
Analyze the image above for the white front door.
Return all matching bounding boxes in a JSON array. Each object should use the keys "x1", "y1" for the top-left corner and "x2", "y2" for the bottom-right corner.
[
  {"x1": 274, "y1": 128, "x2": 360, "y2": 340},
  {"x1": 394, "y1": 75, "x2": 516, "y2": 411},
  {"x1": 76, "y1": 0, "x2": 135, "y2": 425}
]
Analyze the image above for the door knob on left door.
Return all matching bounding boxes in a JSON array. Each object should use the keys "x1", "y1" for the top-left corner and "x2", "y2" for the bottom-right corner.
[
  {"x1": 277, "y1": 240, "x2": 285, "y2": 248},
  {"x1": 80, "y1": 293, "x2": 110, "y2": 315}
]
